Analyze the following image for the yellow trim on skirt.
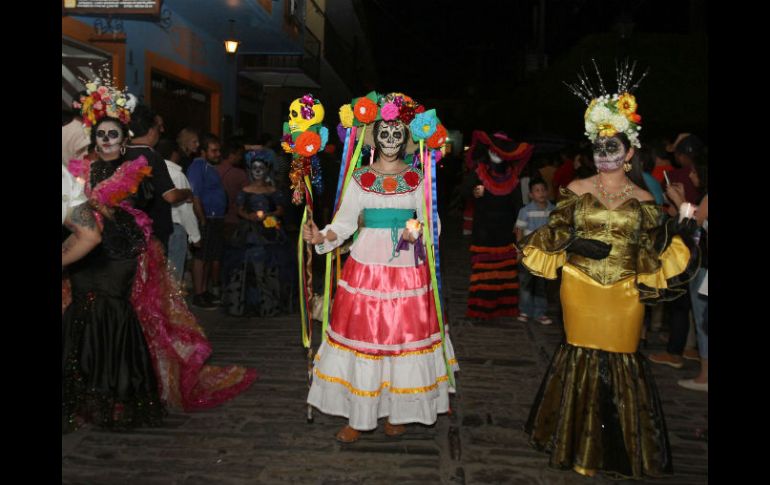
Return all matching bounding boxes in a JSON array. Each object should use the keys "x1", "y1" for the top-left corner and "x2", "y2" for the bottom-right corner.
[{"x1": 561, "y1": 264, "x2": 643, "y2": 353}]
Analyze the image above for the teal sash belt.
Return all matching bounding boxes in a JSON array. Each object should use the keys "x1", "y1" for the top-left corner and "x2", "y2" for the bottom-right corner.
[{"x1": 362, "y1": 208, "x2": 415, "y2": 260}]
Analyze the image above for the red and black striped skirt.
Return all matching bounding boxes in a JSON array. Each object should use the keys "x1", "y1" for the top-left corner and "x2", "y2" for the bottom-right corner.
[{"x1": 466, "y1": 244, "x2": 519, "y2": 319}]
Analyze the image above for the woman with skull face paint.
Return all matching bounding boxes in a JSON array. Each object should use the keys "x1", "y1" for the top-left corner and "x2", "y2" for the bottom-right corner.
[
  {"x1": 303, "y1": 93, "x2": 458, "y2": 443},
  {"x1": 64, "y1": 84, "x2": 256, "y2": 433},
  {"x1": 63, "y1": 114, "x2": 166, "y2": 431},
  {"x1": 520, "y1": 64, "x2": 699, "y2": 478},
  {"x1": 221, "y1": 151, "x2": 293, "y2": 317},
  {"x1": 462, "y1": 131, "x2": 534, "y2": 320}
]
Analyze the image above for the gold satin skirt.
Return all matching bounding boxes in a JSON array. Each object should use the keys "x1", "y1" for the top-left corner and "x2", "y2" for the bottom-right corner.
[
  {"x1": 525, "y1": 264, "x2": 674, "y2": 479},
  {"x1": 561, "y1": 264, "x2": 644, "y2": 353}
]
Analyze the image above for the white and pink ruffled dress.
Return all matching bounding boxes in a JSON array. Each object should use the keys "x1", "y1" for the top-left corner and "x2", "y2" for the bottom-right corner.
[{"x1": 307, "y1": 165, "x2": 459, "y2": 431}]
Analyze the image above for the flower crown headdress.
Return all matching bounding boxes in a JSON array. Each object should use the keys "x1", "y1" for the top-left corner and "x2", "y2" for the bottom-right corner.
[
  {"x1": 339, "y1": 91, "x2": 448, "y2": 151},
  {"x1": 72, "y1": 68, "x2": 136, "y2": 136},
  {"x1": 564, "y1": 59, "x2": 649, "y2": 148}
]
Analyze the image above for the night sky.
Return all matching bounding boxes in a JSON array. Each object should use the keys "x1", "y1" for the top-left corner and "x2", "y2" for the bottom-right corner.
[{"x1": 359, "y1": 0, "x2": 706, "y2": 140}]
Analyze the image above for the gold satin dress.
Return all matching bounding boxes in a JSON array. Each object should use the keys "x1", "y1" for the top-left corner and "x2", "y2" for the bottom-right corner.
[{"x1": 520, "y1": 188, "x2": 693, "y2": 479}]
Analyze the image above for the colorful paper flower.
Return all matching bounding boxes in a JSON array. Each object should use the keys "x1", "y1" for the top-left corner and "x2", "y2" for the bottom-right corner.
[
  {"x1": 399, "y1": 106, "x2": 416, "y2": 124},
  {"x1": 360, "y1": 172, "x2": 376, "y2": 188},
  {"x1": 354, "y1": 97, "x2": 378, "y2": 124},
  {"x1": 403, "y1": 171, "x2": 420, "y2": 187},
  {"x1": 410, "y1": 110, "x2": 438, "y2": 140},
  {"x1": 295, "y1": 131, "x2": 321, "y2": 157},
  {"x1": 339, "y1": 104, "x2": 355, "y2": 128},
  {"x1": 427, "y1": 124, "x2": 447, "y2": 149},
  {"x1": 319, "y1": 126, "x2": 329, "y2": 151},
  {"x1": 381, "y1": 102, "x2": 400, "y2": 121}
]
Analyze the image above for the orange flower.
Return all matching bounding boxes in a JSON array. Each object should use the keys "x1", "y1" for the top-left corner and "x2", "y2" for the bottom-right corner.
[
  {"x1": 427, "y1": 124, "x2": 447, "y2": 149},
  {"x1": 382, "y1": 177, "x2": 398, "y2": 192},
  {"x1": 353, "y1": 97, "x2": 378, "y2": 124},
  {"x1": 629, "y1": 113, "x2": 642, "y2": 124},
  {"x1": 295, "y1": 131, "x2": 321, "y2": 157}
]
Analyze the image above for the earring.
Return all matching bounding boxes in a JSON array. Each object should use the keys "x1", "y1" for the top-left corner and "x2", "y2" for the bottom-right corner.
[
  {"x1": 623, "y1": 161, "x2": 632, "y2": 172},
  {"x1": 95, "y1": 145, "x2": 102, "y2": 153},
  {"x1": 120, "y1": 145, "x2": 126, "y2": 155},
  {"x1": 370, "y1": 147, "x2": 375, "y2": 165}
]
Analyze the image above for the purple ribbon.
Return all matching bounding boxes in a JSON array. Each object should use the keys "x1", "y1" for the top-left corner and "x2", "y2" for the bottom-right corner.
[{"x1": 395, "y1": 234, "x2": 427, "y2": 267}]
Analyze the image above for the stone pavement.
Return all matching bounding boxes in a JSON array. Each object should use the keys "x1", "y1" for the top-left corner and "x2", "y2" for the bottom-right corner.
[{"x1": 62, "y1": 222, "x2": 707, "y2": 484}]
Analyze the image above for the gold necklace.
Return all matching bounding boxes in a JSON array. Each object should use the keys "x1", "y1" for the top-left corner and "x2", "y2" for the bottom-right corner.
[{"x1": 594, "y1": 175, "x2": 633, "y2": 201}]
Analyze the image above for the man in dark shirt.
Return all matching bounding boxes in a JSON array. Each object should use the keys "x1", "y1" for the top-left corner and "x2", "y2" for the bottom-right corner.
[{"x1": 125, "y1": 105, "x2": 192, "y2": 252}]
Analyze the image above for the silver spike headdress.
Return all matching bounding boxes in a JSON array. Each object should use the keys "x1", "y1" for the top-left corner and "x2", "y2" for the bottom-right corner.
[{"x1": 564, "y1": 59, "x2": 649, "y2": 148}]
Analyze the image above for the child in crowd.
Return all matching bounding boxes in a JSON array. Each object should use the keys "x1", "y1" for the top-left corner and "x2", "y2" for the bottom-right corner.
[{"x1": 515, "y1": 178, "x2": 555, "y2": 325}]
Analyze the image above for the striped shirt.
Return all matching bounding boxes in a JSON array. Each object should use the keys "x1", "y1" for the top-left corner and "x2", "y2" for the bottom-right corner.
[{"x1": 516, "y1": 201, "x2": 555, "y2": 236}]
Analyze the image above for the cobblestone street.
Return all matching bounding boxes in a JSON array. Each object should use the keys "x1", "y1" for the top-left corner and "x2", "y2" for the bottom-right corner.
[{"x1": 62, "y1": 222, "x2": 708, "y2": 484}]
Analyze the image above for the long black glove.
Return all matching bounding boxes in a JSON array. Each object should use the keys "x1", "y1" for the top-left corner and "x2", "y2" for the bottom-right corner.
[
  {"x1": 568, "y1": 237, "x2": 612, "y2": 260},
  {"x1": 674, "y1": 217, "x2": 699, "y2": 240},
  {"x1": 657, "y1": 216, "x2": 699, "y2": 252}
]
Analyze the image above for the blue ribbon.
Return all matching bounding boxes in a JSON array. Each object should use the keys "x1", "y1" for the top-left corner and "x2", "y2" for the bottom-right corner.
[
  {"x1": 334, "y1": 128, "x2": 352, "y2": 210},
  {"x1": 430, "y1": 150, "x2": 445, "y2": 311}
]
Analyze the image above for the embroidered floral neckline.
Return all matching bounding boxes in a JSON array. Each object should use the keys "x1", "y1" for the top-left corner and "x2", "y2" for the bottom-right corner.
[{"x1": 353, "y1": 166, "x2": 422, "y2": 194}]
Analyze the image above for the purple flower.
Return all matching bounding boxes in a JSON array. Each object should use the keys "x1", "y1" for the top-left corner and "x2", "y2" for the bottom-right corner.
[
  {"x1": 301, "y1": 105, "x2": 314, "y2": 120},
  {"x1": 301, "y1": 94, "x2": 315, "y2": 106},
  {"x1": 336, "y1": 123, "x2": 347, "y2": 143}
]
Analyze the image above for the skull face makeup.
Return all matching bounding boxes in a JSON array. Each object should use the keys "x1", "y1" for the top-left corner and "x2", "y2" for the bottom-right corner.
[
  {"x1": 249, "y1": 161, "x2": 267, "y2": 181},
  {"x1": 95, "y1": 120, "x2": 124, "y2": 156},
  {"x1": 374, "y1": 121, "x2": 407, "y2": 158},
  {"x1": 593, "y1": 136, "x2": 628, "y2": 172}
]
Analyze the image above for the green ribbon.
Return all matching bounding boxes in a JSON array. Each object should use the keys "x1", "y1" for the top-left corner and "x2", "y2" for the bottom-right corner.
[{"x1": 321, "y1": 126, "x2": 367, "y2": 339}]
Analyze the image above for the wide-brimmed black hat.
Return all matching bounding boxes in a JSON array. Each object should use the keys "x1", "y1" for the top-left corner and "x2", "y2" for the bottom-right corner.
[{"x1": 466, "y1": 130, "x2": 534, "y2": 168}]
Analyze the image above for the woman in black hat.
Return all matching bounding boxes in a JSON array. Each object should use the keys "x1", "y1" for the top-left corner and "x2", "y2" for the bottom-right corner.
[{"x1": 462, "y1": 131, "x2": 534, "y2": 320}]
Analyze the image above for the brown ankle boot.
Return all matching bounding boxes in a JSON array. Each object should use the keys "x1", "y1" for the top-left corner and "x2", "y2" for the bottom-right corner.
[
  {"x1": 384, "y1": 421, "x2": 406, "y2": 437},
  {"x1": 336, "y1": 425, "x2": 360, "y2": 443}
]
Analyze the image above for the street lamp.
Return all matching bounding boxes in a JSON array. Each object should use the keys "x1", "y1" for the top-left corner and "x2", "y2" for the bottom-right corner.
[{"x1": 224, "y1": 19, "x2": 240, "y2": 54}]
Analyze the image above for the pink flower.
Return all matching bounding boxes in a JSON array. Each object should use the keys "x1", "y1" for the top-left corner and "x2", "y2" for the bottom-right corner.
[
  {"x1": 93, "y1": 101, "x2": 104, "y2": 110},
  {"x1": 301, "y1": 94, "x2": 315, "y2": 106},
  {"x1": 381, "y1": 102, "x2": 400, "y2": 121}
]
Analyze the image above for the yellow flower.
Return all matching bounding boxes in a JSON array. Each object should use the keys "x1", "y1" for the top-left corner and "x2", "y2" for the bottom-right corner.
[
  {"x1": 263, "y1": 216, "x2": 278, "y2": 228},
  {"x1": 584, "y1": 99, "x2": 598, "y2": 120},
  {"x1": 598, "y1": 124, "x2": 618, "y2": 137},
  {"x1": 281, "y1": 141, "x2": 293, "y2": 153},
  {"x1": 616, "y1": 93, "x2": 637, "y2": 116},
  {"x1": 339, "y1": 104, "x2": 355, "y2": 128}
]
